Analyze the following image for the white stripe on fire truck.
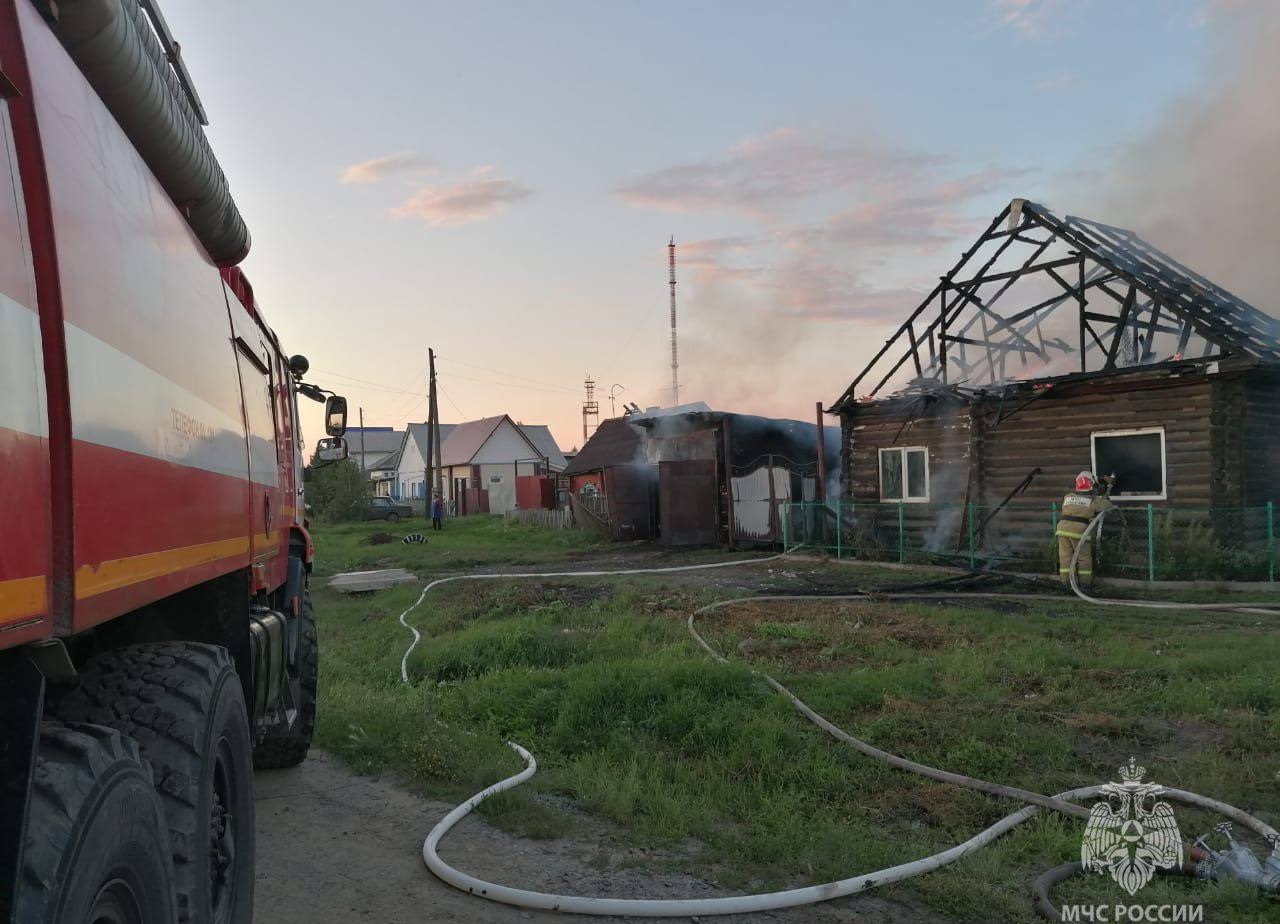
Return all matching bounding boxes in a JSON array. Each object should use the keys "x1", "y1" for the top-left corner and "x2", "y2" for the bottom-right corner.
[
  {"x1": 63, "y1": 321, "x2": 278, "y2": 487},
  {"x1": 0, "y1": 291, "x2": 49, "y2": 439}
]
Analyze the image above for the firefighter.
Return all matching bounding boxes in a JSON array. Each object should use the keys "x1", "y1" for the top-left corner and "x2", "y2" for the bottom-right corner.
[{"x1": 1056, "y1": 471, "x2": 1114, "y2": 585}]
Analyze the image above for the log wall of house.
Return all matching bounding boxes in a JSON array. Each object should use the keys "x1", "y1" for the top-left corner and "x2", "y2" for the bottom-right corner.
[
  {"x1": 980, "y1": 375, "x2": 1222, "y2": 552},
  {"x1": 840, "y1": 392, "x2": 974, "y2": 553},
  {"x1": 838, "y1": 367, "x2": 1276, "y2": 557},
  {"x1": 1241, "y1": 372, "x2": 1280, "y2": 507}
]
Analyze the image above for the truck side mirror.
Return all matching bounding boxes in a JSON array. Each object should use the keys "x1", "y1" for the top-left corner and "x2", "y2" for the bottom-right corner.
[
  {"x1": 316, "y1": 437, "x2": 348, "y2": 463},
  {"x1": 324, "y1": 395, "x2": 348, "y2": 437}
]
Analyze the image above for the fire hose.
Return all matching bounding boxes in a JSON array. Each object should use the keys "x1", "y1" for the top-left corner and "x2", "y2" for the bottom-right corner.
[
  {"x1": 1068, "y1": 509, "x2": 1280, "y2": 616},
  {"x1": 400, "y1": 552, "x2": 1279, "y2": 916}
]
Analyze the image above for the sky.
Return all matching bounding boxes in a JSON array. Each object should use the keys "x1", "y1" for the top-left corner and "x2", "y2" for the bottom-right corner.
[{"x1": 161, "y1": 0, "x2": 1279, "y2": 453}]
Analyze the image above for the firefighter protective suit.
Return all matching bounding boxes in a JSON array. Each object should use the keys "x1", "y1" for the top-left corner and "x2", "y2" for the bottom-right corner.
[{"x1": 1056, "y1": 490, "x2": 1112, "y2": 584}]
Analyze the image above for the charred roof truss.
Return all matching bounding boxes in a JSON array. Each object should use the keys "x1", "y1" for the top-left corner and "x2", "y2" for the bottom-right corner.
[{"x1": 835, "y1": 200, "x2": 1280, "y2": 408}]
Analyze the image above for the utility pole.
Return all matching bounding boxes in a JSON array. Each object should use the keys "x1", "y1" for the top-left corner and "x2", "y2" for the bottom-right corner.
[
  {"x1": 669, "y1": 236, "x2": 679, "y2": 407},
  {"x1": 358, "y1": 406, "x2": 369, "y2": 498},
  {"x1": 815, "y1": 400, "x2": 827, "y2": 504},
  {"x1": 424, "y1": 353, "x2": 435, "y2": 504},
  {"x1": 429, "y1": 349, "x2": 443, "y2": 498}
]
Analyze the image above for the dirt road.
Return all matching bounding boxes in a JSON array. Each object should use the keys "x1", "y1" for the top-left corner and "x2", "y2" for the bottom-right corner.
[{"x1": 254, "y1": 751, "x2": 946, "y2": 924}]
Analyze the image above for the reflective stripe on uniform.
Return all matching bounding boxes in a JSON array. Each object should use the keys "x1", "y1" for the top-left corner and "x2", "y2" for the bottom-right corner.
[{"x1": 1055, "y1": 528, "x2": 1087, "y2": 539}]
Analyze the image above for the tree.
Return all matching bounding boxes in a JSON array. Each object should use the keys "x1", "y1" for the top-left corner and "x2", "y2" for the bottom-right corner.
[{"x1": 305, "y1": 455, "x2": 366, "y2": 522}]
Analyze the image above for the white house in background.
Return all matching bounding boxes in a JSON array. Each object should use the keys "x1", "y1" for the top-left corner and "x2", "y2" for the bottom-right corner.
[
  {"x1": 391, "y1": 416, "x2": 566, "y2": 512},
  {"x1": 369, "y1": 447, "x2": 401, "y2": 496},
  {"x1": 340, "y1": 427, "x2": 404, "y2": 478},
  {"x1": 392, "y1": 422, "x2": 457, "y2": 500},
  {"x1": 386, "y1": 417, "x2": 563, "y2": 511},
  {"x1": 515, "y1": 424, "x2": 569, "y2": 472}
]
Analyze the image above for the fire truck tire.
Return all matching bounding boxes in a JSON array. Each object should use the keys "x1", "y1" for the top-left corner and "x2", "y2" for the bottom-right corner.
[
  {"x1": 253, "y1": 592, "x2": 318, "y2": 769},
  {"x1": 19, "y1": 723, "x2": 178, "y2": 924},
  {"x1": 51, "y1": 644, "x2": 254, "y2": 924}
]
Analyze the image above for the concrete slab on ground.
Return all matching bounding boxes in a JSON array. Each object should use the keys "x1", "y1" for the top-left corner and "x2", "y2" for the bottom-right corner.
[{"x1": 329, "y1": 569, "x2": 418, "y2": 593}]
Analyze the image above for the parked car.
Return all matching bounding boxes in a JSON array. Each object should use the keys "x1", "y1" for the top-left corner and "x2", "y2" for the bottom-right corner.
[{"x1": 364, "y1": 497, "x2": 413, "y2": 522}]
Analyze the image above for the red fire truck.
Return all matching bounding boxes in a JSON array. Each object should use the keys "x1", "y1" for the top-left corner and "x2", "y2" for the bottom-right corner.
[{"x1": 0, "y1": 1, "x2": 348, "y2": 921}]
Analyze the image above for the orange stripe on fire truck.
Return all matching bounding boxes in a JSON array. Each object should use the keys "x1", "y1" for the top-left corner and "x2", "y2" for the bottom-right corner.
[
  {"x1": 0, "y1": 576, "x2": 48, "y2": 626},
  {"x1": 75, "y1": 536, "x2": 252, "y2": 600}
]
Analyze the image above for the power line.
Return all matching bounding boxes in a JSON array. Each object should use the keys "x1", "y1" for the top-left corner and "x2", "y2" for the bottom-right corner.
[
  {"x1": 312, "y1": 364, "x2": 579, "y2": 403},
  {"x1": 311, "y1": 368, "x2": 427, "y2": 397},
  {"x1": 436, "y1": 357, "x2": 580, "y2": 394},
  {"x1": 438, "y1": 383, "x2": 467, "y2": 420}
]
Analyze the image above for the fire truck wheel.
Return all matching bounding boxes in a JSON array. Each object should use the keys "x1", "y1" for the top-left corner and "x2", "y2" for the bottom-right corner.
[
  {"x1": 253, "y1": 591, "x2": 319, "y2": 770},
  {"x1": 51, "y1": 644, "x2": 255, "y2": 924},
  {"x1": 19, "y1": 724, "x2": 178, "y2": 924}
]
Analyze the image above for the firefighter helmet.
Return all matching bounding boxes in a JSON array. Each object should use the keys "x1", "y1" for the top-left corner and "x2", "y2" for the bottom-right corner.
[{"x1": 1075, "y1": 471, "x2": 1096, "y2": 492}]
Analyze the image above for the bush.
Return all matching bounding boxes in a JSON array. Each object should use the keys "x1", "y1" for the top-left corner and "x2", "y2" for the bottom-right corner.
[{"x1": 306, "y1": 457, "x2": 366, "y2": 522}]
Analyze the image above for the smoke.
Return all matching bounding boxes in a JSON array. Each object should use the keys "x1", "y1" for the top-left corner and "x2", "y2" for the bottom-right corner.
[
  {"x1": 921, "y1": 462, "x2": 969, "y2": 553},
  {"x1": 1067, "y1": 2, "x2": 1280, "y2": 314}
]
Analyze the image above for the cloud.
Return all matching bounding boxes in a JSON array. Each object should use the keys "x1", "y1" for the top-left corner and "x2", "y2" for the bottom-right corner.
[
  {"x1": 990, "y1": 0, "x2": 1061, "y2": 38},
  {"x1": 614, "y1": 126, "x2": 936, "y2": 217},
  {"x1": 1034, "y1": 72, "x2": 1078, "y2": 92},
  {"x1": 341, "y1": 153, "x2": 434, "y2": 184},
  {"x1": 393, "y1": 169, "x2": 533, "y2": 226}
]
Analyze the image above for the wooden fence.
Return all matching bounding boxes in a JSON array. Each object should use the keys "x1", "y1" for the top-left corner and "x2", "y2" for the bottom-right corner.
[{"x1": 505, "y1": 507, "x2": 572, "y2": 530}]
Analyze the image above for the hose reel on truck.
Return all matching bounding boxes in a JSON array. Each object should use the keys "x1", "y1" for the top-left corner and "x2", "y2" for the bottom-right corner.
[{"x1": 46, "y1": 0, "x2": 251, "y2": 265}]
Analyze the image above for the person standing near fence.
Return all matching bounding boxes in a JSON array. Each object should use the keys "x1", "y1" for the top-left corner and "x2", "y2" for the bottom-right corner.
[
  {"x1": 430, "y1": 492, "x2": 445, "y2": 531},
  {"x1": 1056, "y1": 471, "x2": 1114, "y2": 584}
]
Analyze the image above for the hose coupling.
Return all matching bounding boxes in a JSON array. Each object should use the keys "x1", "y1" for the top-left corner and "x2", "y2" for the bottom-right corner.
[{"x1": 1192, "y1": 825, "x2": 1280, "y2": 894}]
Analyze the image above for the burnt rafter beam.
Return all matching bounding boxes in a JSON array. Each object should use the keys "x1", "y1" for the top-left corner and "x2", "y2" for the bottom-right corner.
[
  {"x1": 999, "y1": 269, "x2": 1117, "y2": 329},
  {"x1": 1044, "y1": 265, "x2": 1082, "y2": 299},
  {"x1": 944, "y1": 230, "x2": 1070, "y2": 363},
  {"x1": 1083, "y1": 312, "x2": 1183, "y2": 337},
  {"x1": 844, "y1": 205, "x2": 1014, "y2": 398},
  {"x1": 906, "y1": 322, "x2": 923, "y2": 376},
  {"x1": 984, "y1": 218, "x2": 1040, "y2": 240},
  {"x1": 945, "y1": 288, "x2": 1048, "y2": 359},
  {"x1": 950, "y1": 232, "x2": 1059, "y2": 336},
  {"x1": 1141, "y1": 300, "x2": 1165, "y2": 360},
  {"x1": 949, "y1": 255, "x2": 1080, "y2": 290},
  {"x1": 1082, "y1": 318, "x2": 1108, "y2": 356},
  {"x1": 941, "y1": 334, "x2": 1055, "y2": 354},
  {"x1": 864, "y1": 215, "x2": 1029, "y2": 396},
  {"x1": 1043, "y1": 217, "x2": 1250, "y2": 356},
  {"x1": 1103, "y1": 286, "x2": 1138, "y2": 370}
]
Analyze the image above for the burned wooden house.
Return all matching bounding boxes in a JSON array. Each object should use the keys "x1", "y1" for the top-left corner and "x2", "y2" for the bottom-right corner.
[
  {"x1": 562, "y1": 416, "x2": 657, "y2": 541},
  {"x1": 831, "y1": 199, "x2": 1280, "y2": 562},
  {"x1": 630, "y1": 406, "x2": 840, "y2": 547}
]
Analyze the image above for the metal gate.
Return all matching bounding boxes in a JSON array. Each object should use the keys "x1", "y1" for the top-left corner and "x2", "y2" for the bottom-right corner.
[{"x1": 658, "y1": 459, "x2": 719, "y2": 546}]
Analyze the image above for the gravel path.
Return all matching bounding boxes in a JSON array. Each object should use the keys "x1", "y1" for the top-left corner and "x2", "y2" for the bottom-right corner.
[{"x1": 254, "y1": 751, "x2": 949, "y2": 924}]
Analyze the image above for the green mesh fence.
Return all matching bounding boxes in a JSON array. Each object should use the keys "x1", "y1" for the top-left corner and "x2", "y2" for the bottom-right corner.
[{"x1": 781, "y1": 501, "x2": 1279, "y2": 582}]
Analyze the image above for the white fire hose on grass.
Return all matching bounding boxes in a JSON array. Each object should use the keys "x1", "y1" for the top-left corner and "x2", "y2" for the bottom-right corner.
[{"x1": 399, "y1": 548, "x2": 1279, "y2": 916}]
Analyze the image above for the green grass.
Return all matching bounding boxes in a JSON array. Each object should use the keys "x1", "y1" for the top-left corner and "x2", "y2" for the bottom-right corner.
[
  {"x1": 310, "y1": 518, "x2": 1280, "y2": 923},
  {"x1": 310, "y1": 514, "x2": 610, "y2": 580}
]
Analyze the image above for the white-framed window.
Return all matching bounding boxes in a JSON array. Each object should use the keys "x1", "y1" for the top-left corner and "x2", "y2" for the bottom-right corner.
[
  {"x1": 1091, "y1": 427, "x2": 1167, "y2": 500},
  {"x1": 878, "y1": 446, "x2": 929, "y2": 502}
]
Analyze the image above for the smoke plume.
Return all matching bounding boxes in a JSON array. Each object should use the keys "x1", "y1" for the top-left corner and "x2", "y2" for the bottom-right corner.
[{"x1": 1069, "y1": 2, "x2": 1280, "y2": 314}]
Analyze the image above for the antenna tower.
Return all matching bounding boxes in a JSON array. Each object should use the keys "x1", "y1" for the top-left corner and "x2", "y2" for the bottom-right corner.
[
  {"x1": 582, "y1": 375, "x2": 599, "y2": 442},
  {"x1": 668, "y1": 237, "x2": 679, "y2": 406}
]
